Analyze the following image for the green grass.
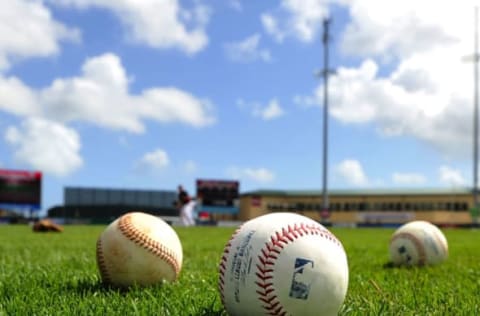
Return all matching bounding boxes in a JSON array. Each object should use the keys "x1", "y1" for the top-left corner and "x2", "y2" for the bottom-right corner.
[{"x1": 0, "y1": 224, "x2": 479, "y2": 315}]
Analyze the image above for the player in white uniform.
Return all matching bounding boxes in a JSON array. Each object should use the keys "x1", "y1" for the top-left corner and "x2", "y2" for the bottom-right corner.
[{"x1": 177, "y1": 185, "x2": 196, "y2": 226}]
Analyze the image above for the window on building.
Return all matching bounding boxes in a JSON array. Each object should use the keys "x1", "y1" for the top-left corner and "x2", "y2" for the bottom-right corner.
[
  {"x1": 358, "y1": 202, "x2": 368, "y2": 211},
  {"x1": 454, "y1": 202, "x2": 468, "y2": 211}
]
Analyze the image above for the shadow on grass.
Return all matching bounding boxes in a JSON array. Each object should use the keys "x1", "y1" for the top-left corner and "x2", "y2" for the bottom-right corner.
[
  {"x1": 382, "y1": 261, "x2": 427, "y2": 269},
  {"x1": 382, "y1": 261, "x2": 396, "y2": 269},
  {"x1": 63, "y1": 279, "x2": 228, "y2": 315},
  {"x1": 63, "y1": 278, "x2": 131, "y2": 296}
]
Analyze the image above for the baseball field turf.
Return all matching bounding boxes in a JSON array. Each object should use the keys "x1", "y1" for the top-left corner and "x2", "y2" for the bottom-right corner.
[{"x1": 0, "y1": 224, "x2": 479, "y2": 315}]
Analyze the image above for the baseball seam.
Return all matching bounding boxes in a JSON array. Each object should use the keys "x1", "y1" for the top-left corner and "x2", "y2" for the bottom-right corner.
[
  {"x1": 391, "y1": 232, "x2": 426, "y2": 265},
  {"x1": 118, "y1": 214, "x2": 181, "y2": 279},
  {"x1": 255, "y1": 223, "x2": 341, "y2": 315},
  {"x1": 431, "y1": 230, "x2": 448, "y2": 257},
  {"x1": 219, "y1": 222, "x2": 342, "y2": 315},
  {"x1": 218, "y1": 227, "x2": 242, "y2": 306},
  {"x1": 96, "y1": 238, "x2": 112, "y2": 284}
]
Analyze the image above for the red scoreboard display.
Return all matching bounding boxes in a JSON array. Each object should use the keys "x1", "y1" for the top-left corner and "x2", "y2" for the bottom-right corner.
[
  {"x1": 0, "y1": 169, "x2": 42, "y2": 209},
  {"x1": 196, "y1": 179, "x2": 239, "y2": 207}
]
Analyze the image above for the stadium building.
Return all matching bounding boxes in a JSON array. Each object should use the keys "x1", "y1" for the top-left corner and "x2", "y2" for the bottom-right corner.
[
  {"x1": 239, "y1": 188, "x2": 477, "y2": 227},
  {"x1": 48, "y1": 187, "x2": 177, "y2": 224},
  {"x1": 44, "y1": 185, "x2": 478, "y2": 227},
  {"x1": 47, "y1": 180, "x2": 241, "y2": 224},
  {"x1": 1, "y1": 169, "x2": 475, "y2": 227}
]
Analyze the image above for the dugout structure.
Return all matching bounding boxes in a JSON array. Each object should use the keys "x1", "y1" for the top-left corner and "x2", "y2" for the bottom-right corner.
[
  {"x1": 239, "y1": 188, "x2": 475, "y2": 227},
  {"x1": 47, "y1": 187, "x2": 177, "y2": 224}
]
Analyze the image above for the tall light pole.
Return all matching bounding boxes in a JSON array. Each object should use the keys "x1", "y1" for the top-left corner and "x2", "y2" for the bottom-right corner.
[
  {"x1": 463, "y1": 7, "x2": 480, "y2": 223},
  {"x1": 473, "y1": 7, "x2": 479, "y2": 210},
  {"x1": 320, "y1": 18, "x2": 335, "y2": 220}
]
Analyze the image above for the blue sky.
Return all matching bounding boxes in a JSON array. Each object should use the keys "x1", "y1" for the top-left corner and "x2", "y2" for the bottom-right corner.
[{"x1": 0, "y1": 0, "x2": 479, "y2": 215}]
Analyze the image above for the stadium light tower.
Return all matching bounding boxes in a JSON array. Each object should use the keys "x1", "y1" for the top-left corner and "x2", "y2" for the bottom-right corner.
[
  {"x1": 474, "y1": 7, "x2": 480, "y2": 215},
  {"x1": 465, "y1": 7, "x2": 480, "y2": 220},
  {"x1": 318, "y1": 17, "x2": 335, "y2": 220}
]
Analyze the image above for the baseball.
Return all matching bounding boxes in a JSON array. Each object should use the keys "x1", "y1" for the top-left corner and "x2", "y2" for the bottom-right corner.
[
  {"x1": 389, "y1": 220, "x2": 448, "y2": 266},
  {"x1": 96, "y1": 212, "x2": 183, "y2": 287},
  {"x1": 218, "y1": 212, "x2": 349, "y2": 316}
]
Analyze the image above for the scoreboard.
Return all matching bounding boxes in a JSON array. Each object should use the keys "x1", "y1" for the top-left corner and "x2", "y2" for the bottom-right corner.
[
  {"x1": 196, "y1": 179, "x2": 239, "y2": 208},
  {"x1": 0, "y1": 169, "x2": 42, "y2": 209}
]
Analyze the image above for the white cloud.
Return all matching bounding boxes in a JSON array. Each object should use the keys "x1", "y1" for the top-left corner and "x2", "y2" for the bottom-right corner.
[
  {"x1": 183, "y1": 160, "x2": 197, "y2": 173},
  {"x1": 0, "y1": 0, "x2": 80, "y2": 71},
  {"x1": 341, "y1": 1, "x2": 466, "y2": 60},
  {"x1": 227, "y1": 166, "x2": 275, "y2": 183},
  {"x1": 261, "y1": 0, "x2": 329, "y2": 43},
  {"x1": 298, "y1": 54, "x2": 473, "y2": 157},
  {"x1": 293, "y1": 94, "x2": 317, "y2": 108},
  {"x1": 50, "y1": 0, "x2": 210, "y2": 54},
  {"x1": 261, "y1": 14, "x2": 283, "y2": 42},
  {"x1": 0, "y1": 76, "x2": 40, "y2": 116},
  {"x1": 0, "y1": 53, "x2": 216, "y2": 132},
  {"x1": 334, "y1": 159, "x2": 369, "y2": 186},
  {"x1": 294, "y1": 2, "x2": 479, "y2": 159},
  {"x1": 392, "y1": 172, "x2": 427, "y2": 185},
  {"x1": 137, "y1": 149, "x2": 170, "y2": 171},
  {"x1": 228, "y1": 0, "x2": 242, "y2": 11},
  {"x1": 225, "y1": 33, "x2": 271, "y2": 63},
  {"x1": 254, "y1": 99, "x2": 285, "y2": 120},
  {"x1": 237, "y1": 98, "x2": 285, "y2": 120},
  {"x1": 245, "y1": 168, "x2": 275, "y2": 182},
  {"x1": 5, "y1": 117, "x2": 82, "y2": 176},
  {"x1": 439, "y1": 166, "x2": 466, "y2": 187},
  {"x1": 139, "y1": 86, "x2": 216, "y2": 129}
]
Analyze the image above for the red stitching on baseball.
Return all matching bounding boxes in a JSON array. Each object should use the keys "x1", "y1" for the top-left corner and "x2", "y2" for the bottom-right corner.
[
  {"x1": 218, "y1": 227, "x2": 242, "y2": 306},
  {"x1": 391, "y1": 232, "x2": 426, "y2": 265},
  {"x1": 256, "y1": 223, "x2": 340, "y2": 316},
  {"x1": 118, "y1": 214, "x2": 181, "y2": 279},
  {"x1": 96, "y1": 238, "x2": 112, "y2": 284},
  {"x1": 218, "y1": 222, "x2": 342, "y2": 315}
]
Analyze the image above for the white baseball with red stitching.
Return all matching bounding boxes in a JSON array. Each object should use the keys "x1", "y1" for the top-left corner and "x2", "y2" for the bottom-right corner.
[
  {"x1": 218, "y1": 212, "x2": 349, "y2": 316},
  {"x1": 389, "y1": 220, "x2": 448, "y2": 266},
  {"x1": 96, "y1": 212, "x2": 183, "y2": 287}
]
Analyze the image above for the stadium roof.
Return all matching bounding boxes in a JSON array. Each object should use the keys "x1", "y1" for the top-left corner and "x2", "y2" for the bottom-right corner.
[{"x1": 241, "y1": 187, "x2": 473, "y2": 197}]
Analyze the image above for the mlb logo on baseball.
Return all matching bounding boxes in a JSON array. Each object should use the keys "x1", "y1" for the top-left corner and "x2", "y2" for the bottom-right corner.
[
  {"x1": 289, "y1": 258, "x2": 315, "y2": 300},
  {"x1": 218, "y1": 212, "x2": 349, "y2": 316}
]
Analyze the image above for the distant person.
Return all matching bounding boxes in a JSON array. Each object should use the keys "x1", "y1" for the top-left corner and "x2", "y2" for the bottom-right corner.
[{"x1": 177, "y1": 185, "x2": 195, "y2": 226}]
